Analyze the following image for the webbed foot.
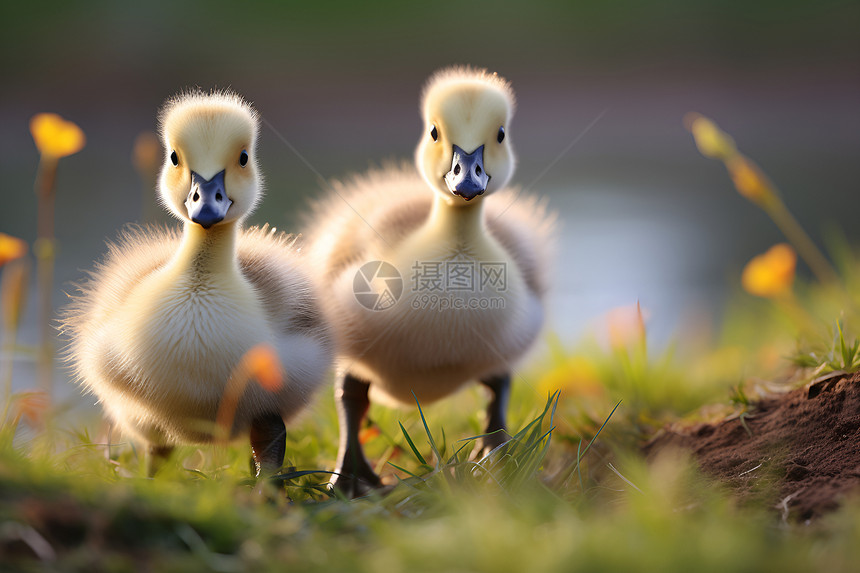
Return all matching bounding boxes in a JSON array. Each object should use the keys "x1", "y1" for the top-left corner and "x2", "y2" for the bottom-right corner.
[
  {"x1": 147, "y1": 444, "x2": 175, "y2": 477},
  {"x1": 474, "y1": 373, "x2": 512, "y2": 458},
  {"x1": 331, "y1": 373, "x2": 384, "y2": 498},
  {"x1": 250, "y1": 413, "x2": 287, "y2": 478}
]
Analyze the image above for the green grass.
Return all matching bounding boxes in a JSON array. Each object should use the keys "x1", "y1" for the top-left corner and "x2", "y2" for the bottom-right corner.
[
  {"x1": 3, "y1": 384, "x2": 860, "y2": 572},
  {"x1": 793, "y1": 320, "x2": 860, "y2": 375}
]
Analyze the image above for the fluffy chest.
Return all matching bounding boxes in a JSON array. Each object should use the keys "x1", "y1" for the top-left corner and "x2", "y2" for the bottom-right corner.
[
  {"x1": 350, "y1": 233, "x2": 538, "y2": 367},
  {"x1": 395, "y1": 231, "x2": 523, "y2": 312},
  {"x1": 113, "y1": 269, "x2": 271, "y2": 393}
]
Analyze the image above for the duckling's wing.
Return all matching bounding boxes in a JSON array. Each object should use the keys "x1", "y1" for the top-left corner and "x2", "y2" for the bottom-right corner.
[
  {"x1": 485, "y1": 189, "x2": 557, "y2": 297},
  {"x1": 302, "y1": 162, "x2": 433, "y2": 279},
  {"x1": 61, "y1": 225, "x2": 181, "y2": 341},
  {"x1": 237, "y1": 225, "x2": 329, "y2": 339}
]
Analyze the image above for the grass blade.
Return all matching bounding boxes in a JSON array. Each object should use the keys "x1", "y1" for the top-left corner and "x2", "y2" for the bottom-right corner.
[
  {"x1": 399, "y1": 421, "x2": 427, "y2": 465},
  {"x1": 412, "y1": 391, "x2": 441, "y2": 466},
  {"x1": 563, "y1": 400, "x2": 622, "y2": 489},
  {"x1": 271, "y1": 469, "x2": 336, "y2": 481},
  {"x1": 387, "y1": 462, "x2": 424, "y2": 480}
]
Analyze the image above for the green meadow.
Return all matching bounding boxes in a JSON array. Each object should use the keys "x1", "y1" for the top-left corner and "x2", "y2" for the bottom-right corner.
[{"x1": 2, "y1": 1, "x2": 860, "y2": 571}]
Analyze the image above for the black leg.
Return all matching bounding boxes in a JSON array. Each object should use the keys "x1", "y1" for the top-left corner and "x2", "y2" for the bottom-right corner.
[
  {"x1": 331, "y1": 372, "x2": 382, "y2": 498},
  {"x1": 147, "y1": 444, "x2": 174, "y2": 477},
  {"x1": 250, "y1": 413, "x2": 286, "y2": 478},
  {"x1": 479, "y1": 373, "x2": 512, "y2": 453}
]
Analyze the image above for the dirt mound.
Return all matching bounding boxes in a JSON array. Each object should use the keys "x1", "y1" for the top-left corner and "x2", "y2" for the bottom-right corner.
[{"x1": 645, "y1": 372, "x2": 860, "y2": 521}]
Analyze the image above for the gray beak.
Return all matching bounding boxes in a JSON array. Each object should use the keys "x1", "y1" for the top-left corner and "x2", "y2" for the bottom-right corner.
[
  {"x1": 444, "y1": 145, "x2": 490, "y2": 201},
  {"x1": 186, "y1": 170, "x2": 232, "y2": 229}
]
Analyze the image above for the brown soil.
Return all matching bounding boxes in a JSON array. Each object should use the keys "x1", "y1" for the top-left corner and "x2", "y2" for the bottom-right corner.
[{"x1": 645, "y1": 372, "x2": 860, "y2": 522}]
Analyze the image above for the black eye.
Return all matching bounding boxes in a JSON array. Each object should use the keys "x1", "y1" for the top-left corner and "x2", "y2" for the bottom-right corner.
[
  {"x1": 239, "y1": 150, "x2": 249, "y2": 167},
  {"x1": 430, "y1": 125, "x2": 438, "y2": 142},
  {"x1": 170, "y1": 150, "x2": 179, "y2": 166},
  {"x1": 497, "y1": 126, "x2": 505, "y2": 143}
]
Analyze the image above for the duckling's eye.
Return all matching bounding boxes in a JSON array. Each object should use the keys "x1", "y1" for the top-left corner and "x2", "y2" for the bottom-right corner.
[
  {"x1": 430, "y1": 125, "x2": 438, "y2": 142},
  {"x1": 170, "y1": 150, "x2": 179, "y2": 166},
  {"x1": 497, "y1": 126, "x2": 505, "y2": 144},
  {"x1": 239, "y1": 150, "x2": 249, "y2": 167}
]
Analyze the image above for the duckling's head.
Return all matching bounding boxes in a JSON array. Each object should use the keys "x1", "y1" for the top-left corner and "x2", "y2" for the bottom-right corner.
[
  {"x1": 415, "y1": 67, "x2": 515, "y2": 205},
  {"x1": 158, "y1": 90, "x2": 262, "y2": 228}
]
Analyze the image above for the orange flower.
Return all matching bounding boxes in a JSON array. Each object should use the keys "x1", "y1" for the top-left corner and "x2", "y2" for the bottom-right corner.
[
  {"x1": 215, "y1": 344, "x2": 284, "y2": 440},
  {"x1": 0, "y1": 233, "x2": 28, "y2": 267},
  {"x1": 727, "y1": 155, "x2": 775, "y2": 206},
  {"x1": 606, "y1": 302, "x2": 648, "y2": 351},
  {"x1": 242, "y1": 344, "x2": 284, "y2": 392},
  {"x1": 359, "y1": 425, "x2": 381, "y2": 445},
  {"x1": 11, "y1": 391, "x2": 50, "y2": 428},
  {"x1": 132, "y1": 131, "x2": 161, "y2": 177},
  {"x1": 741, "y1": 244, "x2": 796, "y2": 298},
  {"x1": 685, "y1": 113, "x2": 736, "y2": 161},
  {"x1": 30, "y1": 113, "x2": 86, "y2": 159}
]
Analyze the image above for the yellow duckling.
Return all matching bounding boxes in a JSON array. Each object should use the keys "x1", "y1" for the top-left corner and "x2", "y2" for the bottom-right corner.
[
  {"x1": 304, "y1": 67, "x2": 554, "y2": 496},
  {"x1": 64, "y1": 90, "x2": 334, "y2": 476}
]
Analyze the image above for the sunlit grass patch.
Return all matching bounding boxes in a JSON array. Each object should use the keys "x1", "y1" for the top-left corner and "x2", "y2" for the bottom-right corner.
[
  {"x1": 793, "y1": 320, "x2": 860, "y2": 376},
  {"x1": 380, "y1": 392, "x2": 561, "y2": 508},
  {"x1": 537, "y1": 310, "x2": 736, "y2": 445},
  {"x1": 5, "y1": 411, "x2": 860, "y2": 572},
  {"x1": 0, "y1": 390, "x2": 601, "y2": 569}
]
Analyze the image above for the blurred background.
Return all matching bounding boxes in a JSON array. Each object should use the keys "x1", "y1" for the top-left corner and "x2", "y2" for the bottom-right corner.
[{"x1": 1, "y1": 0, "x2": 858, "y2": 398}]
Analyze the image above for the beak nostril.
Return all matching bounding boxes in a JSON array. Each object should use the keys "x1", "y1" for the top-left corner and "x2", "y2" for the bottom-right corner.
[
  {"x1": 188, "y1": 170, "x2": 229, "y2": 228},
  {"x1": 445, "y1": 145, "x2": 488, "y2": 199}
]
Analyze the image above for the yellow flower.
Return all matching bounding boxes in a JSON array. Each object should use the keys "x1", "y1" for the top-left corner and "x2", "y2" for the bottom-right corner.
[
  {"x1": 685, "y1": 113, "x2": 737, "y2": 161},
  {"x1": 741, "y1": 244, "x2": 796, "y2": 298},
  {"x1": 726, "y1": 155, "x2": 776, "y2": 206},
  {"x1": 0, "y1": 233, "x2": 28, "y2": 267},
  {"x1": 538, "y1": 356, "x2": 604, "y2": 398},
  {"x1": 30, "y1": 113, "x2": 86, "y2": 159}
]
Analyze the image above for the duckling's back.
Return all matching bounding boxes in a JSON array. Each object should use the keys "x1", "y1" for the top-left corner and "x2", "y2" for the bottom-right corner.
[{"x1": 303, "y1": 162, "x2": 434, "y2": 281}]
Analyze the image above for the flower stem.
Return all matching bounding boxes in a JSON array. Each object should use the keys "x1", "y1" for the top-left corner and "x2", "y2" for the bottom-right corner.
[
  {"x1": 1, "y1": 327, "x2": 17, "y2": 401},
  {"x1": 764, "y1": 198, "x2": 838, "y2": 285},
  {"x1": 34, "y1": 156, "x2": 58, "y2": 398},
  {"x1": 1, "y1": 330, "x2": 16, "y2": 423}
]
